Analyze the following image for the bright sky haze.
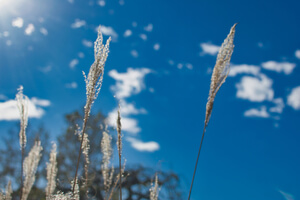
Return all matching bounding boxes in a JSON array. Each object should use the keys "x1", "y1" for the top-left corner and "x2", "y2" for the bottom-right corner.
[{"x1": 0, "y1": 0, "x2": 300, "y2": 199}]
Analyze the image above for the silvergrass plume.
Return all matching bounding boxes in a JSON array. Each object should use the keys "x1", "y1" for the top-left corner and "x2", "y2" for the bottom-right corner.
[
  {"x1": 73, "y1": 25, "x2": 111, "y2": 193},
  {"x1": 50, "y1": 179, "x2": 79, "y2": 200},
  {"x1": 46, "y1": 142, "x2": 57, "y2": 199},
  {"x1": 4, "y1": 180, "x2": 12, "y2": 200},
  {"x1": 22, "y1": 140, "x2": 43, "y2": 200},
  {"x1": 149, "y1": 174, "x2": 160, "y2": 200},
  {"x1": 188, "y1": 23, "x2": 237, "y2": 200},
  {"x1": 16, "y1": 86, "x2": 29, "y2": 200},
  {"x1": 117, "y1": 105, "x2": 123, "y2": 200},
  {"x1": 101, "y1": 131, "x2": 114, "y2": 196}
]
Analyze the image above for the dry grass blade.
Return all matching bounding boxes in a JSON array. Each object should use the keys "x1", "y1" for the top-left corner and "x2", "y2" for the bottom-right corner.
[
  {"x1": 5, "y1": 180, "x2": 12, "y2": 200},
  {"x1": 188, "y1": 23, "x2": 237, "y2": 200},
  {"x1": 73, "y1": 26, "x2": 111, "y2": 194}
]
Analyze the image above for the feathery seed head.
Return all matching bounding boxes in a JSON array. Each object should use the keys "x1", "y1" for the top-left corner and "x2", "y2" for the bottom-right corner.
[
  {"x1": 16, "y1": 86, "x2": 29, "y2": 149},
  {"x1": 46, "y1": 142, "x2": 58, "y2": 199},
  {"x1": 149, "y1": 174, "x2": 160, "y2": 200},
  {"x1": 5, "y1": 180, "x2": 12, "y2": 200},
  {"x1": 22, "y1": 140, "x2": 43, "y2": 200},
  {"x1": 205, "y1": 23, "x2": 237, "y2": 126},
  {"x1": 101, "y1": 131, "x2": 113, "y2": 192},
  {"x1": 83, "y1": 26, "x2": 111, "y2": 117}
]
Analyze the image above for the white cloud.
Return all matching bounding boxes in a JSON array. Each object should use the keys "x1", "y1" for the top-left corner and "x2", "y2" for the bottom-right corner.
[
  {"x1": 123, "y1": 29, "x2": 132, "y2": 37},
  {"x1": 130, "y1": 50, "x2": 138, "y2": 58},
  {"x1": 0, "y1": 98, "x2": 50, "y2": 121},
  {"x1": 229, "y1": 64, "x2": 260, "y2": 77},
  {"x1": 65, "y1": 82, "x2": 78, "y2": 89},
  {"x1": 126, "y1": 137, "x2": 159, "y2": 152},
  {"x1": 287, "y1": 86, "x2": 300, "y2": 110},
  {"x1": 71, "y1": 19, "x2": 86, "y2": 28},
  {"x1": 69, "y1": 59, "x2": 79, "y2": 69},
  {"x1": 244, "y1": 106, "x2": 270, "y2": 118},
  {"x1": 279, "y1": 190, "x2": 294, "y2": 200},
  {"x1": 236, "y1": 74, "x2": 274, "y2": 102},
  {"x1": 40, "y1": 27, "x2": 48, "y2": 35},
  {"x1": 144, "y1": 24, "x2": 153, "y2": 32},
  {"x1": 270, "y1": 98, "x2": 284, "y2": 113},
  {"x1": 99, "y1": 25, "x2": 118, "y2": 41},
  {"x1": 200, "y1": 43, "x2": 220, "y2": 56},
  {"x1": 12, "y1": 17, "x2": 24, "y2": 28},
  {"x1": 109, "y1": 68, "x2": 151, "y2": 99},
  {"x1": 25, "y1": 24, "x2": 35, "y2": 35},
  {"x1": 107, "y1": 101, "x2": 146, "y2": 134},
  {"x1": 295, "y1": 50, "x2": 300, "y2": 59},
  {"x1": 261, "y1": 61, "x2": 296, "y2": 75},
  {"x1": 153, "y1": 43, "x2": 160, "y2": 51},
  {"x1": 82, "y1": 39, "x2": 93, "y2": 47},
  {"x1": 67, "y1": 0, "x2": 74, "y2": 3},
  {"x1": 139, "y1": 34, "x2": 147, "y2": 41}
]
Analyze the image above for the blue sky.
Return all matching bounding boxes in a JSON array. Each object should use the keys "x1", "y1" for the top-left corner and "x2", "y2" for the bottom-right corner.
[{"x1": 1, "y1": 0, "x2": 300, "y2": 199}]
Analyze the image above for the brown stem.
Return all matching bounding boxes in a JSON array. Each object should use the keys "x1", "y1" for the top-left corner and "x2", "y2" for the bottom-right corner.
[{"x1": 187, "y1": 126, "x2": 207, "y2": 200}]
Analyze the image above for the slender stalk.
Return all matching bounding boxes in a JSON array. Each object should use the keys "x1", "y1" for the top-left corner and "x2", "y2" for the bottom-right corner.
[
  {"x1": 117, "y1": 107, "x2": 122, "y2": 200},
  {"x1": 72, "y1": 116, "x2": 88, "y2": 193},
  {"x1": 20, "y1": 145, "x2": 24, "y2": 199},
  {"x1": 187, "y1": 126, "x2": 207, "y2": 200}
]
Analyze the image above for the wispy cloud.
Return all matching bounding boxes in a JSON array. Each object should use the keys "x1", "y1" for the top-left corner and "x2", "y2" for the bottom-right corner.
[
  {"x1": 126, "y1": 137, "x2": 159, "y2": 152},
  {"x1": 236, "y1": 74, "x2": 274, "y2": 102},
  {"x1": 109, "y1": 68, "x2": 151, "y2": 99},
  {"x1": 295, "y1": 50, "x2": 300, "y2": 59},
  {"x1": 244, "y1": 106, "x2": 270, "y2": 118},
  {"x1": 25, "y1": 24, "x2": 35, "y2": 35},
  {"x1": 130, "y1": 50, "x2": 138, "y2": 58},
  {"x1": 69, "y1": 59, "x2": 79, "y2": 69},
  {"x1": 124, "y1": 29, "x2": 132, "y2": 37},
  {"x1": 71, "y1": 19, "x2": 86, "y2": 28},
  {"x1": 199, "y1": 42, "x2": 220, "y2": 56},
  {"x1": 40, "y1": 27, "x2": 48, "y2": 36},
  {"x1": 261, "y1": 61, "x2": 296, "y2": 75},
  {"x1": 82, "y1": 39, "x2": 93, "y2": 47},
  {"x1": 139, "y1": 34, "x2": 147, "y2": 41},
  {"x1": 153, "y1": 43, "x2": 160, "y2": 51},
  {"x1": 229, "y1": 64, "x2": 260, "y2": 77},
  {"x1": 279, "y1": 190, "x2": 294, "y2": 200},
  {"x1": 144, "y1": 24, "x2": 153, "y2": 32},
  {"x1": 38, "y1": 65, "x2": 52, "y2": 73},
  {"x1": 270, "y1": 98, "x2": 284, "y2": 113},
  {"x1": 65, "y1": 82, "x2": 78, "y2": 89},
  {"x1": 0, "y1": 98, "x2": 50, "y2": 121},
  {"x1": 12, "y1": 17, "x2": 24, "y2": 28},
  {"x1": 287, "y1": 86, "x2": 300, "y2": 110}
]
